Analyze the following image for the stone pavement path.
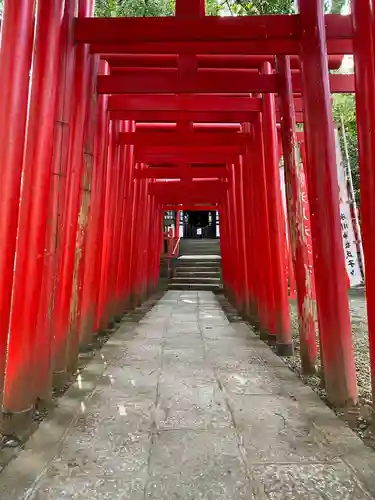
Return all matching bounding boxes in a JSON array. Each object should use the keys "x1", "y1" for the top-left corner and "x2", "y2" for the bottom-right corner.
[{"x1": 1, "y1": 291, "x2": 375, "y2": 499}]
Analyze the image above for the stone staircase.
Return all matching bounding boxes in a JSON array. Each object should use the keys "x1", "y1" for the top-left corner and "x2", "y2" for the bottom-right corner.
[{"x1": 168, "y1": 239, "x2": 223, "y2": 292}]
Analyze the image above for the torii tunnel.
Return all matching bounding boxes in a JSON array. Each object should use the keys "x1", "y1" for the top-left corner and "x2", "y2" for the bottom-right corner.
[{"x1": 0, "y1": 0, "x2": 375, "y2": 438}]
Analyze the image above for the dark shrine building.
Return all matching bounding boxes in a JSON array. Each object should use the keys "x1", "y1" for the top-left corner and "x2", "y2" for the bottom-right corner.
[{"x1": 183, "y1": 210, "x2": 217, "y2": 238}]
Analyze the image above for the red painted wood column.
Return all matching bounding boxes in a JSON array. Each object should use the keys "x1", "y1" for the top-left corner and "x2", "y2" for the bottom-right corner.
[
  {"x1": 226, "y1": 170, "x2": 239, "y2": 304},
  {"x1": 124, "y1": 159, "x2": 138, "y2": 307},
  {"x1": 97, "y1": 120, "x2": 119, "y2": 329},
  {"x1": 116, "y1": 121, "x2": 135, "y2": 313},
  {"x1": 52, "y1": 0, "x2": 95, "y2": 389},
  {"x1": 298, "y1": 0, "x2": 357, "y2": 405},
  {"x1": 112, "y1": 121, "x2": 129, "y2": 319},
  {"x1": 80, "y1": 61, "x2": 110, "y2": 346},
  {"x1": 229, "y1": 163, "x2": 241, "y2": 308},
  {"x1": 93, "y1": 110, "x2": 110, "y2": 334},
  {"x1": 107, "y1": 121, "x2": 125, "y2": 324},
  {"x1": 262, "y1": 62, "x2": 291, "y2": 349},
  {"x1": 219, "y1": 192, "x2": 231, "y2": 297},
  {"x1": 34, "y1": 0, "x2": 77, "y2": 403},
  {"x1": 242, "y1": 123, "x2": 257, "y2": 321},
  {"x1": 67, "y1": 54, "x2": 99, "y2": 372},
  {"x1": 352, "y1": 0, "x2": 375, "y2": 408},
  {"x1": 128, "y1": 165, "x2": 142, "y2": 307},
  {"x1": 236, "y1": 155, "x2": 249, "y2": 315},
  {"x1": 0, "y1": 0, "x2": 35, "y2": 408},
  {"x1": 252, "y1": 115, "x2": 278, "y2": 344},
  {"x1": 277, "y1": 56, "x2": 317, "y2": 373},
  {"x1": 3, "y1": 0, "x2": 66, "y2": 416}
]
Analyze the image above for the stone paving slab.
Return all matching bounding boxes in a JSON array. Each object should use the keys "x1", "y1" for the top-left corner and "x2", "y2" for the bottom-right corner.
[{"x1": 0, "y1": 291, "x2": 374, "y2": 499}]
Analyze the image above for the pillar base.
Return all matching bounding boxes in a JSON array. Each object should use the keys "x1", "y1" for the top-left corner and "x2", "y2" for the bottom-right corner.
[
  {"x1": 267, "y1": 333, "x2": 277, "y2": 346},
  {"x1": 79, "y1": 341, "x2": 95, "y2": 354},
  {"x1": 35, "y1": 394, "x2": 56, "y2": 412},
  {"x1": 107, "y1": 320, "x2": 116, "y2": 330},
  {"x1": 1, "y1": 407, "x2": 33, "y2": 442},
  {"x1": 276, "y1": 342, "x2": 294, "y2": 357},
  {"x1": 259, "y1": 329, "x2": 269, "y2": 342},
  {"x1": 52, "y1": 370, "x2": 70, "y2": 393}
]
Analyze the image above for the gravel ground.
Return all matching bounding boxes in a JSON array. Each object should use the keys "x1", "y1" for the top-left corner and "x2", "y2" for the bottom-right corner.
[{"x1": 283, "y1": 296, "x2": 374, "y2": 448}]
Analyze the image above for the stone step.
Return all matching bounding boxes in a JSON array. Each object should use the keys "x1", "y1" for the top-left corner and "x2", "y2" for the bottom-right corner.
[
  {"x1": 176, "y1": 261, "x2": 221, "y2": 268},
  {"x1": 175, "y1": 271, "x2": 220, "y2": 278},
  {"x1": 171, "y1": 277, "x2": 221, "y2": 284},
  {"x1": 168, "y1": 282, "x2": 223, "y2": 291}
]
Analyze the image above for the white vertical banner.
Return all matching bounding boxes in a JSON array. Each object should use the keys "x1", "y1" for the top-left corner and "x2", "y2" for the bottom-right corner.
[
  {"x1": 216, "y1": 211, "x2": 220, "y2": 237},
  {"x1": 179, "y1": 211, "x2": 184, "y2": 238},
  {"x1": 334, "y1": 128, "x2": 363, "y2": 287}
]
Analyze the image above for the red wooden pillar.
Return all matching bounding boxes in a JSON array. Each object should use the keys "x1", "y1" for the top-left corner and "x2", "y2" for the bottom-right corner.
[
  {"x1": 242, "y1": 123, "x2": 257, "y2": 321},
  {"x1": 3, "y1": 0, "x2": 66, "y2": 416},
  {"x1": 97, "y1": 120, "x2": 119, "y2": 329},
  {"x1": 128, "y1": 166, "x2": 142, "y2": 307},
  {"x1": 228, "y1": 163, "x2": 241, "y2": 308},
  {"x1": 106, "y1": 121, "x2": 125, "y2": 324},
  {"x1": 176, "y1": 0, "x2": 205, "y2": 17},
  {"x1": 262, "y1": 62, "x2": 291, "y2": 346},
  {"x1": 226, "y1": 172, "x2": 238, "y2": 304},
  {"x1": 233, "y1": 157, "x2": 249, "y2": 314},
  {"x1": 52, "y1": 0, "x2": 95, "y2": 388},
  {"x1": 93, "y1": 114, "x2": 110, "y2": 333},
  {"x1": 112, "y1": 122, "x2": 129, "y2": 319},
  {"x1": 252, "y1": 115, "x2": 281, "y2": 346},
  {"x1": 134, "y1": 175, "x2": 146, "y2": 301},
  {"x1": 145, "y1": 195, "x2": 154, "y2": 294},
  {"x1": 153, "y1": 200, "x2": 161, "y2": 290},
  {"x1": 0, "y1": 0, "x2": 36, "y2": 407},
  {"x1": 219, "y1": 194, "x2": 231, "y2": 296},
  {"x1": 67, "y1": 54, "x2": 99, "y2": 372},
  {"x1": 80, "y1": 62, "x2": 110, "y2": 345},
  {"x1": 298, "y1": 0, "x2": 357, "y2": 405},
  {"x1": 237, "y1": 155, "x2": 250, "y2": 314},
  {"x1": 34, "y1": 0, "x2": 77, "y2": 402},
  {"x1": 124, "y1": 161, "x2": 137, "y2": 306},
  {"x1": 277, "y1": 56, "x2": 317, "y2": 373},
  {"x1": 116, "y1": 121, "x2": 135, "y2": 313},
  {"x1": 352, "y1": 0, "x2": 375, "y2": 408},
  {"x1": 222, "y1": 202, "x2": 232, "y2": 296}
]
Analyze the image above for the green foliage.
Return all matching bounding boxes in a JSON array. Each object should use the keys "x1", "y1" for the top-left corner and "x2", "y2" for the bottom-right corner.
[
  {"x1": 223, "y1": 0, "x2": 294, "y2": 15},
  {"x1": 330, "y1": 0, "x2": 347, "y2": 14},
  {"x1": 332, "y1": 94, "x2": 360, "y2": 205},
  {"x1": 95, "y1": 0, "x2": 173, "y2": 17},
  {"x1": 94, "y1": 0, "x2": 296, "y2": 17},
  {"x1": 94, "y1": 0, "x2": 224, "y2": 16}
]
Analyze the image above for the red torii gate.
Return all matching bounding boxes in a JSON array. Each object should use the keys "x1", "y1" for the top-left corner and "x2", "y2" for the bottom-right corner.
[{"x1": 1, "y1": 0, "x2": 375, "y2": 438}]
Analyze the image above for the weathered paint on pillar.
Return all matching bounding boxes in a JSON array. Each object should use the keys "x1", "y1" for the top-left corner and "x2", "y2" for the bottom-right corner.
[
  {"x1": 277, "y1": 55, "x2": 317, "y2": 374},
  {"x1": 34, "y1": 0, "x2": 77, "y2": 403},
  {"x1": 79, "y1": 62, "x2": 110, "y2": 345},
  {"x1": 298, "y1": 0, "x2": 357, "y2": 406},
  {"x1": 52, "y1": 0, "x2": 95, "y2": 388},
  {"x1": 262, "y1": 62, "x2": 291, "y2": 346},
  {"x1": 67, "y1": 54, "x2": 99, "y2": 373},
  {"x1": 3, "y1": 0, "x2": 66, "y2": 415}
]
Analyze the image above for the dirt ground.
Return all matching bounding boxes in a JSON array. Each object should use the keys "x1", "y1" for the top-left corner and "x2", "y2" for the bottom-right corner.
[{"x1": 284, "y1": 294, "x2": 374, "y2": 448}]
